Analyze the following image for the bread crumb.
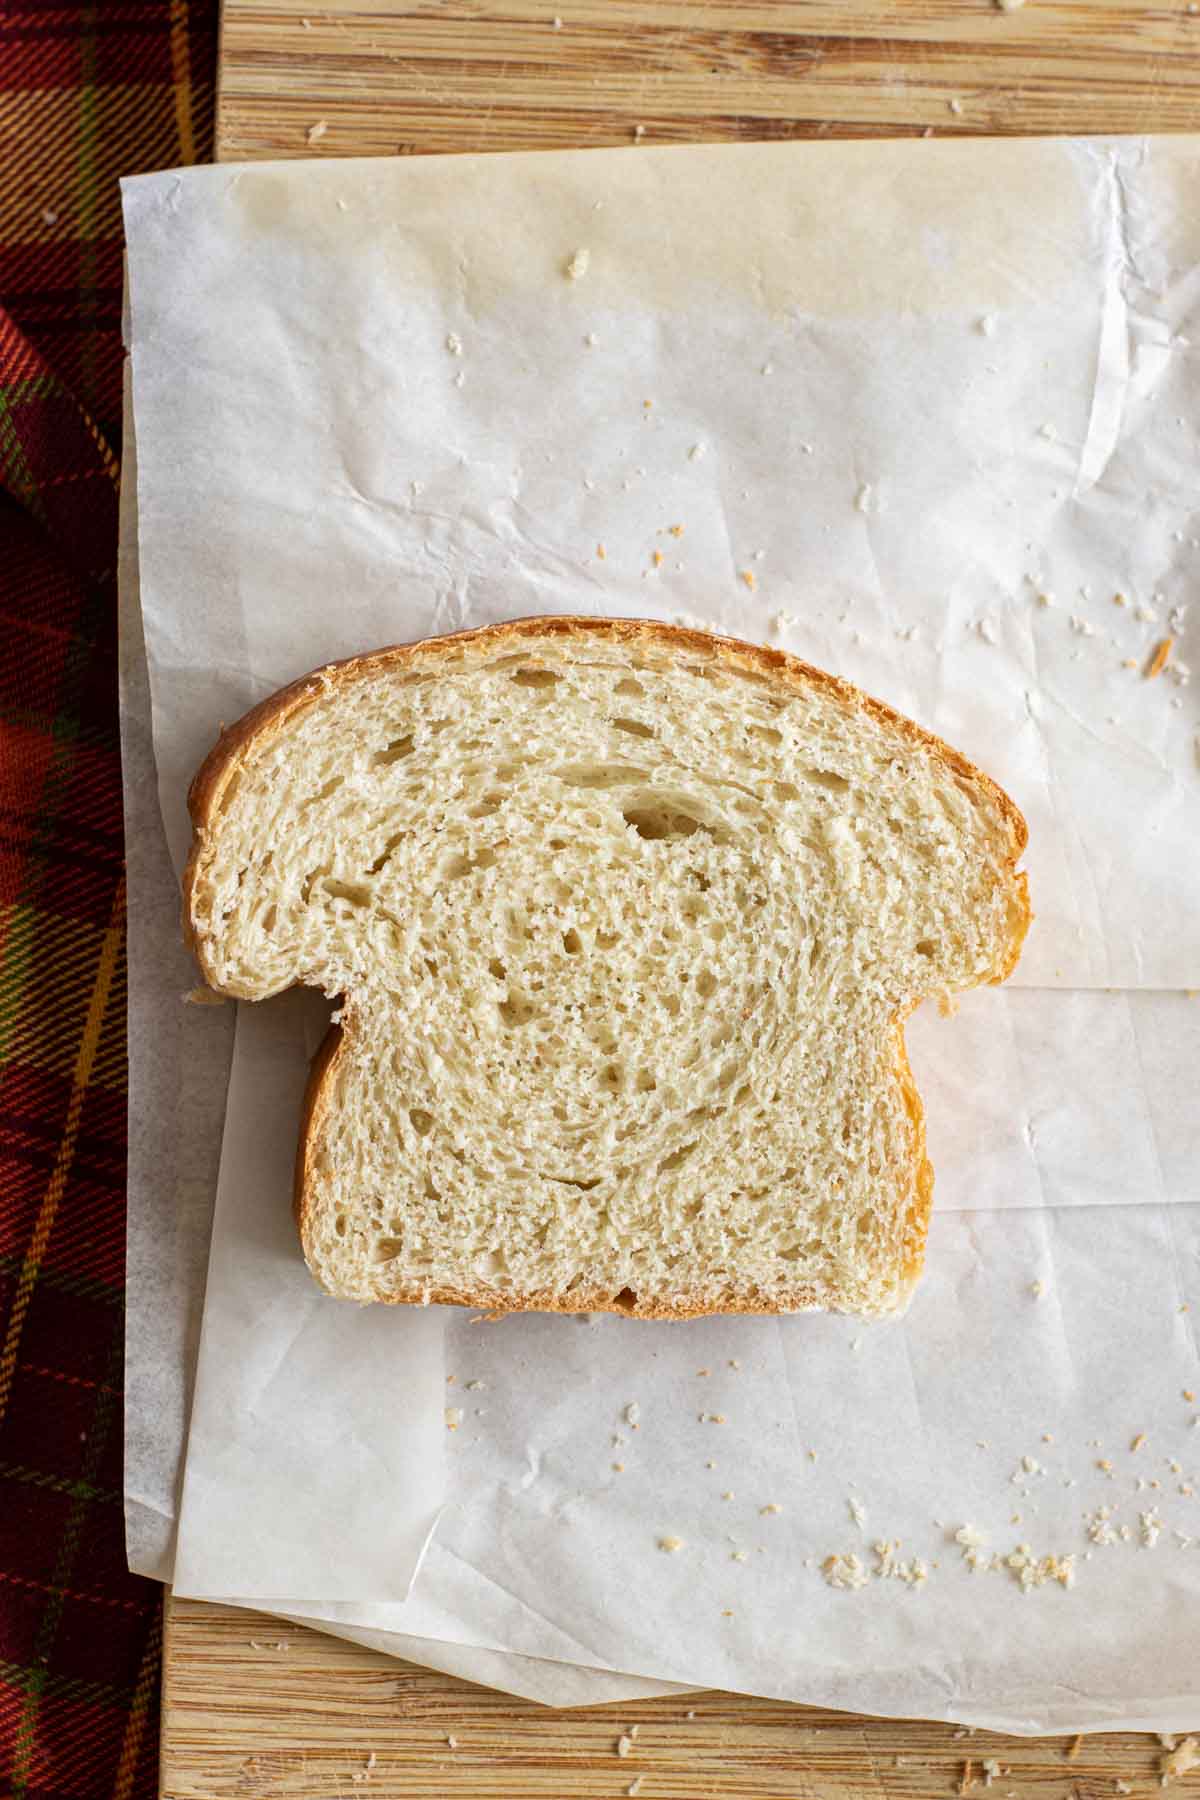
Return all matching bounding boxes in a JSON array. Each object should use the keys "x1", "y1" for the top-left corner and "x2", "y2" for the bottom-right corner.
[
  {"x1": 658, "y1": 1535, "x2": 685, "y2": 1553},
  {"x1": 616, "y1": 1732, "x2": 634, "y2": 1757},
  {"x1": 1069, "y1": 614, "x2": 1094, "y2": 636},
  {"x1": 624, "y1": 1402, "x2": 640, "y2": 1427},
  {"x1": 552, "y1": 13, "x2": 563, "y2": 25},
  {"x1": 669, "y1": 524, "x2": 685, "y2": 538},
  {"x1": 707, "y1": 1413, "x2": 727, "y2": 1424},
  {"x1": 1115, "y1": 1782, "x2": 1133, "y2": 1794},
  {"x1": 1161, "y1": 1737, "x2": 1200, "y2": 1785},
  {"x1": 564, "y1": 248, "x2": 590, "y2": 281},
  {"x1": 855, "y1": 482, "x2": 874, "y2": 514},
  {"x1": 808, "y1": 1448, "x2": 818, "y2": 1462},
  {"x1": 949, "y1": 97, "x2": 964, "y2": 116},
  {"x1": 994, "y1": 0, "x2": 1025, "y2": 9},
  {"x1": 1146, "y1": 638, "x2": 1174, "y2": 678},
  {"x1": 464, "y1": 1379, "x2": 485, "y2": 1390},
  {"x1": 651, "y1": 550, "x2": 664, "y2": 569},
  {"x1": 1113, "y1": 591, "x2": 1129, "y2": 607},
  {"x1": 626, "y1": 1780, "x2": 644, "y2": 1798},
  {"x1": 822, "y1": 1551, "x2": 869, "y2": 1590},
  {"x1": 446, "y1": 1735, "x2": 458, "y2": 1749},
  {"x1": 1130, "y1": 1432, "x2": 1146, "y2": 1452},
  {"x1": 978, "y1": 314, "x2": 998, "y2": 336},
  {"x1": 1184, "y1": 1390, "x2": 1196, "y2": 1403},
  {"x1": 306, "y1": 120, "x2": 328, "y2": 144},
  {"x1": 612, "y1": 1461, "x2": 624, "y2": 1472},
  {"x1": 731, "y1": 1549, "x2": 748, "y2": 1562},
  {"x1": 740, "y1": 570, "x2": 756, "y2": 591},
  {"x1": 760, "y1": 1502, "x2": 781, "y2": 1516},
  {"x1": 1030, "y1": 1279, "x2": 1045, "y2": 1298},
  {"x1": 1140, "y1": 1508, "x2": 1163, "y2": 1547},
  {"x1": 688, "y1": 442, "x2": 706, "y2": 461},
  {"x1": 981, "y1": 1758, "x2": 1003, "y2": 1786},
  {"x1": 848, "y1": 1496, "x2": 867, "y2": 1529},
  {"x1": 445, "y1": 332, "x2": 463, "y2": 356},
  {"x1": 444, "y1": 1408, "x2": 462, "y2": 1430},
  {"x1": 1036, "y1": 592, "x2": 1055, "y2": 608},
  {"x1": 633, "y1": 123, "x2": 645, "y2": 140},
  {"x1": 722, "y1": 1490, "x2": 735, "y2": 1500}
]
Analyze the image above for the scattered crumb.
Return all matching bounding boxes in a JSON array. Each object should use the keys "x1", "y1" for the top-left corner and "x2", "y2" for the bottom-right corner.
[
  {"x1": 1140, "y1": 1509, "x2": 1163, "y2": 1547},
  {"x1": 596, "y1": 543, "x2": 606, "y2": 560},
  {"x1": 949, "y1": 97, "x2": 964, "y2": 116},
  {"x1": 981, "y1": 1758, "x2": 1003, "y2": 1786},
  {"x1": 848, "y1": 1497, "x2": 867, "y2": 1529},
  {"x1": 722, "y1": 1490, "x2": 735, "y2": 1500},
  {"x1": 445, "y1": 332, "x2": 463, "y2": 356},
  {"x1": 624, "y1": 1401, "x2": 640, "y2": 1427},
  {"x1": 707, "y1": 1413, "x2": 727, "y2": 1424},
  {"x1": 976, "y1": 618, "x2": 1000, "y2": 645},
  {"x1": 669, "y1": 524, "x2": 685, "y2": 538},
  {"x1": 1113, "y1": 591, "x2": 1129, "y2": 607},
  {"x1": 306, "y1": 120, "x2": 328, "y2": 145},
  {"x1": 1030, "y1": 1279, "x2": 1045, "y2": 1298},
  {"x1": 822, "y1": 1551, "x2": 870, "y2": 1590},
  {"x1": 978, "y1": 314, "x2": 997, "y2": 336},
  {"x1": 464, "y1": 1379, "x2": 485, "y2": 1391},
  {"x1": 41, "y1": 207, "x2": 59, "y2": 226},
  {"x1": 740, "y1": 570, "x2": 757, "y2": 591},
  {"x1": 1161, "y1": 1737, "x2": 1200, "y2": 1785},
  {"x1": 651, "y1": 550, "x2": 664, "y2": 569},
  {"x1": 1116, "y1": 1783, "x2": 1133, "y2": 1795},
  {"x1": 1131, "y1": 1432, "x2": 1147, "y2": 1452},
  {"x1": 553, "y1": 13, "x2": 563, "y2": 25},
  {"x1": 994, "y1": 0, "x2": 1026, "y2": 9},
  {"x1": 808, "y1": 1448, "x2": 818, "y2": 1462},
  {"x1": 612, "y1": 1462, "x2": 624, "y2": 1472},
  {"x1": 1069, "y1": 614, "x2": 1094, "y2": 636},
  {"x1": 1037, "y1": 592, "x2": 1055, "y2": 608},
  {"x1": 584, "y1": 331, "x2": 599, "y2": 347},
  {"x1": 658, "y1": 1535, "x2": 685, "y2": 1553},
  {"x1": 633, "y1": 123, "x2": 645, "y2": 140},
  {"x1": 564, "y1": 247, "x2": 590, "y2": 281},
  {"x1": 731, "y1": 1549, "x2": 748, "y2": 1562},
  {"x1": 626, "y1": 1780, "x2": 644, "y2": 1798},
  {"x1": 616, "y1": 1732, "x2": 634, "y2": 1757},
  {"x1": 760, "y1": 1502, "x2": 782, "y2": 1516},
  {"x1": 446, "y1": 1735, "x2": 458, "y2": 1749},
  {"x1": 855, "y1": 482, "x2": 874, "y2": 514},
  {"x1": 688, "y1": 442, "x2": 706, "y2": 461},
  {"x1": 1185, "y1": 1390, "x2": 1196, "y2": 1403},
  {"x1": 1147, "y1": 638, "x2": 1174, "y2": 679},
  {"x1": 444, "y1": 1408, "x2": 462, "y2": 1430},
  {"x1": 773, "y1": 610, "x2": 795, "y2": 634}
]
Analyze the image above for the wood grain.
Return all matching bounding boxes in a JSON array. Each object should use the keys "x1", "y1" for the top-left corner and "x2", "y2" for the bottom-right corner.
[
  {"x1": 216, "y1": 0, "x2": 1200, "y2": 163},
  {"x1": 186, "y1": 4, "x2": 1200, "y2": 1793},
  {"x1": 163, "y1": 1594, "x2": 1177, "y2": 1798}
]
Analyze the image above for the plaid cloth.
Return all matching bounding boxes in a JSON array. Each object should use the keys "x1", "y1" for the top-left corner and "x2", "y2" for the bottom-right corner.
[{"x1": 0, "y1": 2, "x2": 216, "y2": 1793}]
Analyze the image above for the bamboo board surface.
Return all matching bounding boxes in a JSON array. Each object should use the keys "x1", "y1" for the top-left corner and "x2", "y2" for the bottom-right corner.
[
  {"x1": 162, "y1": 1593, "x2": 1185, "y2": 1797},
  {"x1": 173, "y1": 3, "x2": 1200, "y2": 1793},
  {"x1": 216, "y1": 0, "x2": 1200, "y2": 163}
]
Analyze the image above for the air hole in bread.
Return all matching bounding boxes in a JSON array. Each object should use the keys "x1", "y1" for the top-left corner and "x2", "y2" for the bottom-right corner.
[
  {"x1": 499, "y1": 993, "x2": 536, "y2": 1027},
  {"x1": 374, "y1": 734, "x2": 415, "y2": 766},
  {"x1": 562, "y1": 928, "x2": 583, "y2": 954},
  {"x1": 624, "y1": 805, "x2": 702, "y2": 841},
  {"x1": 751, "y1": 725, "x2": 783, "y2": 749},
  {"x1": 695, "y1": 968, "x2": 717, "y2": 999},
  {"x1": 368, "y1": 833, "x2": 406, "y2": 875},
  {"x1": 613, "y1": 677, "x2": 645, "y2": 698},
  {"x1": 658, "y1": 1140, "x2": 697, "y2": 1173},
  {"x1": 557, "y1": 763, "x2": 647, "y2": 790},
  {"x1": 916, "y1": 939, "x2": 937, "y2": 957},
  {"x1": 612, "y1": 1286, "x2": 637, "y2": 1312},
  {"x1": 409, "y1": 1108, "x2": 433, "y2": 1137},
  {"x1": 612, "y1": 717, "x2": 655, "y2": 739},
  {"x1": 636, "y1": 1069, "x2": 657, "y2": 1092},
  {"x1": 806, "y1": 767, "x2": 851, "y2": 794},
  {"x1": 373, "y1": 1238, "x2": 404, "y2": 1263},
  {"x1": 511, "y1": 667, "x2": 560, "y2": 689}
]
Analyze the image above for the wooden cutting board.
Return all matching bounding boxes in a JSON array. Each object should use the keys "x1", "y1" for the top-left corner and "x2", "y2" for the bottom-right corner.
[{"x1": 169, "y1": 4, "x2": 1200, "y2": 1793}]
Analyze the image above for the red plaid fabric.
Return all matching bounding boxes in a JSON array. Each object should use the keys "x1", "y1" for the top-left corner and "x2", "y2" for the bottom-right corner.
[{"x1": 1, "y1": 1, "x2": 216, "y2": 1792}]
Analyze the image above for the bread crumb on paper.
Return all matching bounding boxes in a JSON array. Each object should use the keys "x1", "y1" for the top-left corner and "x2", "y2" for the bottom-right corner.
[
  {"x1": 445, "y1": 332, "x2": 463, "y2": 356},
  {"x1": 624, "y1": 1401, "x2": 640, "y2": 1427},
  {"x1": 444, "y1": 1407, "x2": 462, "y2": 1430},
  {"x1": 760, "y1": 1502, "x2": 782, "y2": 1515},
  {"x1": 657, "y1": 1535, "x2": 685, "y2": 1553},
  {"x1": 981, "y1": 1758, "x2": 1003, "y2": 1786},
  {"x1": 822, "y1": 1551, "x2": 870, "y2": 1590},
  {"x1": 1146, "y1": 638, "x2": 1174, "y2": 678},
  {"x1": 564, "y1": 247, "x2": 590, "y2": 281},
  {"x1": 1130, "y1": 1432, "x2": 1147, "y2": 1452},
  {"x1": 740, "y1": 570, "x2": 757, "y2": 591},
  {"x1": 978, "y1": 314, "x2": 998, "y2": 336},
  {"x1": 848, "y1": 1496, "x2": 867, "y2": 1529}
]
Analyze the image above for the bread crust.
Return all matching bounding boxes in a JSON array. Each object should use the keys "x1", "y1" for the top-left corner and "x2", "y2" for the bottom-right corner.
[{"x1": 187, "y1": 616, "x2": 1030, "y2": 1321}]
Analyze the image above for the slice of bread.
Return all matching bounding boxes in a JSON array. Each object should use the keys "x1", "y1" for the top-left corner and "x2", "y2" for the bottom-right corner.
[{"x1": 185, "y1": 617, "x2": 1028, "y2": 1320}]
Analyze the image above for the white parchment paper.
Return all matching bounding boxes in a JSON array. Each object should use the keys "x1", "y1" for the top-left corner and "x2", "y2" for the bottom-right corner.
[{"x1": 121, "y1": 135, "x2": 1200, "y2": 1724}]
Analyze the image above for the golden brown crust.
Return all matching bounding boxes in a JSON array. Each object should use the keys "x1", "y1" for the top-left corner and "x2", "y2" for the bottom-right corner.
[{"x1": 188, "y1": 615, "x2": 1030, "y2": 1322}]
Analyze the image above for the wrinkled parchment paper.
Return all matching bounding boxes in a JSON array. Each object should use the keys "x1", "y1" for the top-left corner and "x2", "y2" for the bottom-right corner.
[{"x1": 121, "y1": 136, "x2": 1200, "y2": 1725}]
